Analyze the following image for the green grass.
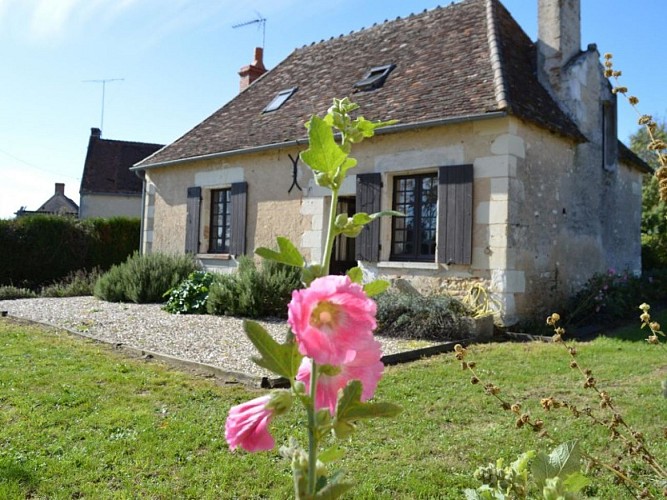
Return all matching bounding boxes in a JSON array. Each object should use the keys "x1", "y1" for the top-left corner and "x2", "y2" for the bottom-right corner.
[{"x1": 0, "y1": 317, "x2": 664, "y2": 499}]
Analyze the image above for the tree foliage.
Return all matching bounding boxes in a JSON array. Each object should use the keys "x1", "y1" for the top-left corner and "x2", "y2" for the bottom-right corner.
[{"x1": 631, "y1": 119, "x2": 667, "y2": 268}]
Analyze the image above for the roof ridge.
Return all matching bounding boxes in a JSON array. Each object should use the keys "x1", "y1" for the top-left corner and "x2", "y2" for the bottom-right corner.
[
  {"x1": 296, "y1": 4, "x2": 447, "y2": 50},
  {"x1": 96, "y1": 137, "x2": 164, "y2": 148},
  {"x1": 485, "y1": 0, "x2": 509, "y2": 110}
]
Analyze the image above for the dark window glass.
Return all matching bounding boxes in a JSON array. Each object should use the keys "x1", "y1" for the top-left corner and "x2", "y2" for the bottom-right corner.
[
  {"x1": 209, "y1": 188, "x2": 231, "y2": 253},
  {"x1": 263, "y1": 87, "x2": 297, "y2": 113},
  {"x1": 391, "y1": 173, "x2": 437, "y2": 261}
]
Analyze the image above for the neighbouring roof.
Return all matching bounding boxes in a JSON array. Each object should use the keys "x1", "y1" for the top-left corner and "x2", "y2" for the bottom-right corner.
[
  {"x1": 81, "y1": 129, "x2": 163, "y2": 195},
  {"x1": 137, "y1": 0, "x2": 584, "y2": 169},
  {"x1": 36, "y1": 193, "x2": 78, "y2": 215}
]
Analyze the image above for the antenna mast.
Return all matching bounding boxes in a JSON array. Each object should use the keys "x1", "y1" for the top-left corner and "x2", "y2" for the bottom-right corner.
[
  {"x1": 83, "y1": 78, "x2": 124, "y2": 131},
  {"x1": 232, "y1": 11, "x2": 267, "y2": 48}
]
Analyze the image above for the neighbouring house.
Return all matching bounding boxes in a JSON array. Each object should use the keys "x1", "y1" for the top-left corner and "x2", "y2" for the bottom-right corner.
[
  {"x1": 133, "y1": 0, "x2": 649, "y2": 324},
  {"x1": 79, "y1": 127, "x2": 163, "y2": 219},
  {"x1": 15, "y1": 183, "x2": 79, "y2": 217}
]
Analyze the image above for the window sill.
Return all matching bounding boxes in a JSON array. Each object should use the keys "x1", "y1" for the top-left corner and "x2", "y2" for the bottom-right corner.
[
  {"x1": 377, "y1": 261, "x2": 439, "y2": 270},
  {"x1": 196, "y1": 253, "x2": 232, "y2": 260}
]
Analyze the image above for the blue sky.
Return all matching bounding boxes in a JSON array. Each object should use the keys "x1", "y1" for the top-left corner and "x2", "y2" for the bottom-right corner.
[{"x1": 1, "y1": 0, "x2": 665, "y2": 219}]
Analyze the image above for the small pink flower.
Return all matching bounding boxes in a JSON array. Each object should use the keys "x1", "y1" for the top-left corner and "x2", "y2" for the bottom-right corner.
[
  {"x1": 288, "y1": 275, "x2": 377, "y2": 365},
  {"x1": 296, "y1": 337, "x2": 384, "y2": 415},
  {"x1": 225, "y1": 395, "x2": 276, "y2": 452}
]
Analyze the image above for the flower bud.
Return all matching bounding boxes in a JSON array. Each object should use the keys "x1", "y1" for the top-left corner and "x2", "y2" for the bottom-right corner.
[{"x1": 266, "y1": 390, "x2": 293, "y2": 416}]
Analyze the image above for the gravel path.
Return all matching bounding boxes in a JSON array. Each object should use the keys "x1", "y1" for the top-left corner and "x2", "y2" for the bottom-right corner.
[{"x1": 0, "y1": 297, "x2": 430, "y2": 380}]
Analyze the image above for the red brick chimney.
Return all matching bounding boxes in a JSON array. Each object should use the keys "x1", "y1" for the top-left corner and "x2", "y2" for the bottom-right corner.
[{"x1": 238, "y1": 47, "x2": 267, "y2": 92}]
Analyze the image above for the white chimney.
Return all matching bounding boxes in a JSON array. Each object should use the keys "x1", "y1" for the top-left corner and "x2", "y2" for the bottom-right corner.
[{"x1": 537, "y1": 0, "x2": 581, "y2": 96}]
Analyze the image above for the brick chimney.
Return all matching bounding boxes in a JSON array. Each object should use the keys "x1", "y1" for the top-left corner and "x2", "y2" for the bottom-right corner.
[
  {"x1": 537, "y1": 0, "x2": 581, "y2": 96},
  {"x1": 238, "y1": 47, "x2": 267, "y2": 92},
  {"x1": 91, "y1": 127, "x2": 101, "y2": 139},
  {"x1": 55, "y1": 183, "x2": 65, "y2": 195}
]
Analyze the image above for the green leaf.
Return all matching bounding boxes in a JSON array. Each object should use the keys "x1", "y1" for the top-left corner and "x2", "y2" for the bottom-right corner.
[
  {"x1": 301, "y1": 115, "x2": 348, "y2": 174},
  {"x1": 548, "y1": 441, "x2": 581, "y2": 479},
  {"x1": 346, "y1": 267, "x2": 363, "y2": 284},
  {"x1": 315, "y1": 471, "x2": 354, "y2": 499},
  {"x1": 244, "y1": 321, "x2": 303, "y2": 380},
  {"x1": 318, "y1": 446, "x2": 346, "y2": 463},
  {"x1": 370, "y1": 209, "x2": 404, "y2": 220},
  {"x1": 351, "y1": 213, "x2": 373, "y2": 225},
  {"x1": 255, "y1": 236, "x2": 305, "y2": 268},
  {"x1": 303, "y1": 264, "x2": 325, "y2": 287},
  {"x1": 531, "y1": 442, "x2": 582, "y2": 490},
  {"x1": 363, "y1": 279, "x2": 390, "y2": 297},
  {"x1": 562, "y1": 471, "x2": 591, "y2": 493},
  {"x1": 333, "y1": 380, "x2": 402, "y2": 439}
]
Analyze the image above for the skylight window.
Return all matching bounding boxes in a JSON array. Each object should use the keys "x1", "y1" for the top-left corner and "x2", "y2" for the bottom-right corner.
[
  {"x1": 263, "y1": 87, "x2": 297, "y2": 113},
  {"x1": 353, "y1": 64, "x2": 396, "y2": 92}
]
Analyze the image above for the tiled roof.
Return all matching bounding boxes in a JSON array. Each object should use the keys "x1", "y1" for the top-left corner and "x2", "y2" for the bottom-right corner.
[
  {"x1": 138, "y1": 0, "x2": 583, "y2": 168},
  {"x1": 81, "y1": 130, "x2": 163, "y2": 195},
  {"x1": 37, "y1": 194, "x2": 78, "y2": 214}
]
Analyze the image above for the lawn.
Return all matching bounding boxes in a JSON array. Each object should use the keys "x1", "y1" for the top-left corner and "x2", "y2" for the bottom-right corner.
[{"x1": 0, "y1": 315, "x2": 665, "y2": 499}]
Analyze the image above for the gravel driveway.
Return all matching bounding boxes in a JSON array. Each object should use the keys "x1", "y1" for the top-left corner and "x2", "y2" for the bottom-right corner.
[{"x1": 0, "y1": 297, "x2": 431, "y2": 382}]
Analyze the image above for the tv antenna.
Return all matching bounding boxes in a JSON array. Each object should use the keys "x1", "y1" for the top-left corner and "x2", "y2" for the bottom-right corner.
[
  {"x1": 232, "y1": 11, "x2": 267, "y2": 48},
  {"x1": 83, "y1": 78, "x2": 124, "y2": 132}
]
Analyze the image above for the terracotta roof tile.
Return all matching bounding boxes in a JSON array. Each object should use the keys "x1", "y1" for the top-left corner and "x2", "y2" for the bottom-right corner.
[{"x1": 139, "y1": 0, "x2": 583, "y2": 168}]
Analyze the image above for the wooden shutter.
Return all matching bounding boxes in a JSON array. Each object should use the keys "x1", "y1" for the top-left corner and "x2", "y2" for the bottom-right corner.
[
  {"x1": 185, "y1": 186, "x2": 201, "y2": 254},
  {"x1": 437, "y1": 165, "x2": 473, "y2": 265},
  {"x1": 355, "y1": 173, "x2": 382, "y2": 261},
  {"x1": 229, "y1": 181, "x2": 247, "y2": 256}
]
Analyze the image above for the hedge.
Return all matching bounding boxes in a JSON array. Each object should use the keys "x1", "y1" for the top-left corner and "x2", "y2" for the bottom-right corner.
[{"x1": 0, "y1": 215, "x2": 140, "y2": 289}]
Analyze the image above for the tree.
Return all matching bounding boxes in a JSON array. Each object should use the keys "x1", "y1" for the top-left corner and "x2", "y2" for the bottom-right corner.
[{"x1": 631, "y1": 119, "x2": 667, "y2": 268}]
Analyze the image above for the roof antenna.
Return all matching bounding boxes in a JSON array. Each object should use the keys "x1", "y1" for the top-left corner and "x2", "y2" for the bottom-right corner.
[
  {"x1": 83, "y1": 78, "x2": 124, "y2": 132},
  {"x1": 232, "y1": 11, "x2": 267, "y2": 48}
]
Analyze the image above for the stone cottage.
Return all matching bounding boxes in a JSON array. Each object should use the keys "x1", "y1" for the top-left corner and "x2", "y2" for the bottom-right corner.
[{"x1": 133, "y1": 0, "x2": 649, "y2": 324}]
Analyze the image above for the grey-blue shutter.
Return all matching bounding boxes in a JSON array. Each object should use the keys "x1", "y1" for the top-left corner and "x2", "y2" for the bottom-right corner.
[
  {"x1": 185, "y1": 186, "x2": 202, "y2": 254},
  {"x1": 437, "y1": 165, "x2": 473, "y2": 265},
  {"x1": 229, "y1": 181, "x2": 247, "y2": 256},
  {"x1": 355, "y1": 173, "x2": 382, "y2": 261}
]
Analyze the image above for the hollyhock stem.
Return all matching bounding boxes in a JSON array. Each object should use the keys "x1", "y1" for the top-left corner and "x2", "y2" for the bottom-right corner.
[
  {"x1": 321, "y1": 188, "x2": 339, "y2": 275},
  {"x1": 306, "y1": 184, "x2": 339, "y2": 495},
  {"x1": 307, "y1": 360, "x2": 319, "y2": 495}
]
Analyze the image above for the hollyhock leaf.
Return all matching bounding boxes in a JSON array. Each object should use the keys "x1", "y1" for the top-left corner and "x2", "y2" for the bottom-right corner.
[
  {"x1": 351, "y1": 212, "x2": 373, "y2": 225},
  {"x1": 333, "y1": 380, "x2": 401, "y2": 438},
  {"x1": 319, "y1": 446, "x2": 346, "y2": 463},
  {"x1": 302, "y1": 264, "x2": 325, "y2": 287},
  {"x1": 546, "y1": 441, "x2": 581, "y2": 479},
  {"x1": 363, "y1": 279, "x2": 390, "y2": 297},
  {"x1": 245, "y1": 320, "x2": 303, "y2": 380},
  {"x1": 370, "y1": 210, "x2": 405, "y2": 220},
  {"x1": 562, "y1": 472, "x2": 591, "y2": 493},
  {"x1": 301, "y1": 115, "x2": 348, "y2": 174},
  {"x1": 344, "y1": 402, "x2": 402, "y2": 420},
  {"x1": 255, "y1": 236, "x2": 305, "y2": 268},
  {"x1": 315, "y1": 476, "x2": 354, "y2": 499},
  {"x1": 346, "y1": 267, "x2": 363, "y2": 284}
]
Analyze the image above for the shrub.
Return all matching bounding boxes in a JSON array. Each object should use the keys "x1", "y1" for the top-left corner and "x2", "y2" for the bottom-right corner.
[
  {"x1": 0, "y1": 215, "x2": 139, "y2": 289},
  {"x1": 207, "y1": 256, "x2": 302, "y2": 319},
  {"x1": 563, "y1": 269, "x2": 667, "y2": 327},
  {"x1": 0, "y1": 286, "x2": 38, "y2": 300},
  {"x1": 375, "y1": 290, "x2": 474, "y2": 341},
  {"x1": 40, "y1": 268, "x2": 102, "y2": 297},
  {"x1": 94, "y1": 252, "x2": 198, "y2": 303},
  {"x1": 163, "y1": 271, "x2": 216, "y2": 314}
]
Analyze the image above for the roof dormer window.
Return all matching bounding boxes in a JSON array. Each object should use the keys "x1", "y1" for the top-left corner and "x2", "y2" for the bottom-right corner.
[
  {"x1": 353, "y1": 64, "x2": 396, "y2": 92},
  {"x1": 263, "y1": 87, "x2": 297, "y2": 113}
]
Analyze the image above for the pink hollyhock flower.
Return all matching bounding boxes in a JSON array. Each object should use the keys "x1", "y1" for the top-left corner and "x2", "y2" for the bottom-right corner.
[
  {"x1": 296, "y1": 337, "x2": 384, "y2": 415},
  {"x1": 225, "y1": 393, "x2": 289, "y2": 452},
  {"x1": 288, "y1": 275, "x2": 377, "y2": 365}
]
